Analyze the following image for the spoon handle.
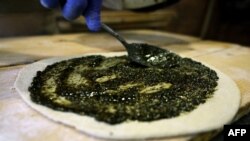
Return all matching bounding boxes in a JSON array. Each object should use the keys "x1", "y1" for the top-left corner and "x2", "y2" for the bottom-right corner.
[{"x1": 101, "y1": 23, "x2": 129, "y2": 46}]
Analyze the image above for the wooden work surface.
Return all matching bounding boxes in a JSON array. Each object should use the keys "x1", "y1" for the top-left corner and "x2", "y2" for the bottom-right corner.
[{"x1": 0, "y1": 30, "x2": 250, "y2": 141}]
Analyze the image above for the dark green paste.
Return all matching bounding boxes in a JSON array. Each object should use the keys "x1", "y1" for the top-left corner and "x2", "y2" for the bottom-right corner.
[{"x1": 29, "y1": 52, "x2": 218, "y2": 124}]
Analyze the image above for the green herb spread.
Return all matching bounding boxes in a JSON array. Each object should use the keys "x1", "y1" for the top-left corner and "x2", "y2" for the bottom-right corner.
[{"x1": 29, "y1": 53, "x2": 218, "y2": 124}]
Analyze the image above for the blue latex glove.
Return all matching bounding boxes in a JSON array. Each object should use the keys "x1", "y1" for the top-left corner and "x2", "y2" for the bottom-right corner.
[{"x1": 40, "y1": 0, "x2": 102, "y2": 31}]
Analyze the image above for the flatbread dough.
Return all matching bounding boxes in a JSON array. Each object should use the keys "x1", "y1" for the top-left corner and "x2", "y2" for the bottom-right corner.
[{"x1": 15, "y1": 52, "x2": 240, "y2": 140}]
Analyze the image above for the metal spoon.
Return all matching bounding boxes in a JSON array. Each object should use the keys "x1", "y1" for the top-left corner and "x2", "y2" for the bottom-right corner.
[{"x1": 101, "y1": 23, "x2": 172, "y2": 67}]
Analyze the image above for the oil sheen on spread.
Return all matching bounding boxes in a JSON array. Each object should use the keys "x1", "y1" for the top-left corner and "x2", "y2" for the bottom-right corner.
[{"x1": 29, "y1": 53, "x2": 218, "y2": 124}]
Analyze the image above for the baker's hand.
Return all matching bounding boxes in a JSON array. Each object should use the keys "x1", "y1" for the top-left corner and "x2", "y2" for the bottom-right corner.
[{"x1": 40, "y1": 0, "x2": 102, "y2": 31}]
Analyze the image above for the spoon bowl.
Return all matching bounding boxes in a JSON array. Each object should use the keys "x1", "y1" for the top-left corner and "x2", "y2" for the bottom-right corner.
[{"x1": 101, "y1": 23, "x2": 172, "y2": 67}]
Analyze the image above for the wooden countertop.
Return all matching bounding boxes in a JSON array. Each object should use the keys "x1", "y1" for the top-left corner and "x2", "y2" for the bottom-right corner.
[{"x1": 1, "y1": 30, "x2": 250, "y2": 141}]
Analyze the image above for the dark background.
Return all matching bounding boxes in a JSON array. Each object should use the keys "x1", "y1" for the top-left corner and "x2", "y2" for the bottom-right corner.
[{"x1": 1, "y1": 0, "x2": 250, "y2": 46}]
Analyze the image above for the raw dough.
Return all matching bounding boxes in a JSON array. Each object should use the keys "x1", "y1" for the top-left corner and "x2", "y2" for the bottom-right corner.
[{"x1": 15, "y1": 52, "x2": 240, "y2": 140}]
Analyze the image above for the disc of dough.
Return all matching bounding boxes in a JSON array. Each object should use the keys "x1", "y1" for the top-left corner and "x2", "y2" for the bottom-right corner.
[{"x1": 15, "y1": 52, "x2": 241, "y2": 140}]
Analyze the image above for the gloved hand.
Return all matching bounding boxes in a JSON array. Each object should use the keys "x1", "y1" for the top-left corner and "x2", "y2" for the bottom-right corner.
[{"x1": 40, "y1": 0, "x2": 102, "y2": 31}]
